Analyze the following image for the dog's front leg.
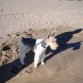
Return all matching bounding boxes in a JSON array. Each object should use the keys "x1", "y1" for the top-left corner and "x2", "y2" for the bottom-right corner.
[
  {"x1": 41, "y1": 52, "x2": 45, "y2": 65},
  {"x1": 34, "y1": 53, "x2": 40, "y2": 68}
]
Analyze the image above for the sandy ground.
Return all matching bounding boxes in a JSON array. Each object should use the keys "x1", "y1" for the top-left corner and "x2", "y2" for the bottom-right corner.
[
  {"x1": 0, "y1": 0, "x2": 83, "y2": 83},
  {"x1": 0, "y1": 0, "x2": 83, "y2": 38},
  {"x1": 0, "y1": 28, "x2": 83, "y2": 83}
]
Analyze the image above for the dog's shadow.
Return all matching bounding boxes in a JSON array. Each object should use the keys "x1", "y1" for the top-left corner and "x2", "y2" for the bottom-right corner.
[
  {"x1": 0, "y1": 51, "x2": 34, "y2": 83},
  {"x1": 45, "y1": 29, "x2": 82, "y2": 61},
  {"x1": 0, "y1": 29, "x2": 82, "y2": 83}
]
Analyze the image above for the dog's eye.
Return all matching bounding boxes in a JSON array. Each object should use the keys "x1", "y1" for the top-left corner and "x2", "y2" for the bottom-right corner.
[{"x1": 52, "y1": 41, "x2": 55, "y2": 42}]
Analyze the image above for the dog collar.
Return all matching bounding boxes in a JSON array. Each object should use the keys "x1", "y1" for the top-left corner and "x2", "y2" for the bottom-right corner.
[
  {"x1": 34, "y1": 40, "x2": 47, "y2": 48},
  {"x1": 41, "y1": 41, "x2": 47, "y2": 48}
]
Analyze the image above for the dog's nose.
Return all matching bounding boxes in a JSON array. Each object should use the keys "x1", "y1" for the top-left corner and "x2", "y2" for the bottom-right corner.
[
  {"x1": 55, "y1": 38, "x2": 57, "y2": 41},
  {"x1": 56, "y1": 43, "x2": 59, "y2": 48}
]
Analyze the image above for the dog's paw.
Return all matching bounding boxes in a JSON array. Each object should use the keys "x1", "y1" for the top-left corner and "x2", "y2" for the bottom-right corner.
[
  {"x1": 20, "y1": 61, "x2": 25, "y2": 66},
  {"x1": 41, "y1": 62, "x2": 45, "y2": 65},
  {"x1": 34, "y1": 65, "x2": 38, "y2": 68}
]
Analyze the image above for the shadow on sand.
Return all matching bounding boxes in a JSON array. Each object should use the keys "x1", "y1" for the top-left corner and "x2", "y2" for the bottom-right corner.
[
  {"x1": 0, "y1": 29, "x2": 82, "y2": 83},
  {"x1": 0, "y1": 51, "x2": 34, "y2": 83},
  {"x1": 45, "y1": 29, "x2": 82, "y2": 61}
]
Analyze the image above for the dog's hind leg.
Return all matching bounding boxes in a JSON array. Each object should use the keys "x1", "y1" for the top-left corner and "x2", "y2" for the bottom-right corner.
[
  {"x1": 19, "y1": 42, "x2": 27, "y2": 65},
  {"x1": 19, "y1": 51, "x2": 26, "y2": 65}
]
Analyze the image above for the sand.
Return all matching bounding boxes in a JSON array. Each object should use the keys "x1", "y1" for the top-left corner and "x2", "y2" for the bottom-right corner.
[{"x1": 0, "y1": 0, "x2": 83, "y2": 83}]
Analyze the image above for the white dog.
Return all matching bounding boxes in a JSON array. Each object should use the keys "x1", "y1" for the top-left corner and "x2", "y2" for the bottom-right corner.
[{"x1": 19, "y1": 32, "x2": 58, "y2": 68}]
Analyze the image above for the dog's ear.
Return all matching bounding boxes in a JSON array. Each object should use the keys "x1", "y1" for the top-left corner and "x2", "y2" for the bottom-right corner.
[
  {"x1": 50, "y1": 28, "x2": 55, "y2": 36},
  {"x1": 51, "y1": 32, "x2": 54, "y2": 36},
  {"x1": 46, "y1": 32, "x2": 51, "y2": 39}
]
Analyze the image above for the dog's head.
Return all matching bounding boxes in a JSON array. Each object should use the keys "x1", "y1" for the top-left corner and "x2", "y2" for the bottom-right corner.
[{"x1": 44, "y1": 32, "x2": 58, "y2": 50}]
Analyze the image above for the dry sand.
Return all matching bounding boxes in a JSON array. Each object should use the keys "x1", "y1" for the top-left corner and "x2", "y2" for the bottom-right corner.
[
  {"x1": 0, "y1": 28, "x2": 83, "y2": 83},
  {"x1": 0, "y1": 0, "x2": 83, "y2": 83}
]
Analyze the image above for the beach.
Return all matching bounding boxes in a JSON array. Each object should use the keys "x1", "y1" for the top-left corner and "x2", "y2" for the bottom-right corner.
[{"x1": 0, "y1": 0, "x2": 83, "y2": 83}]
